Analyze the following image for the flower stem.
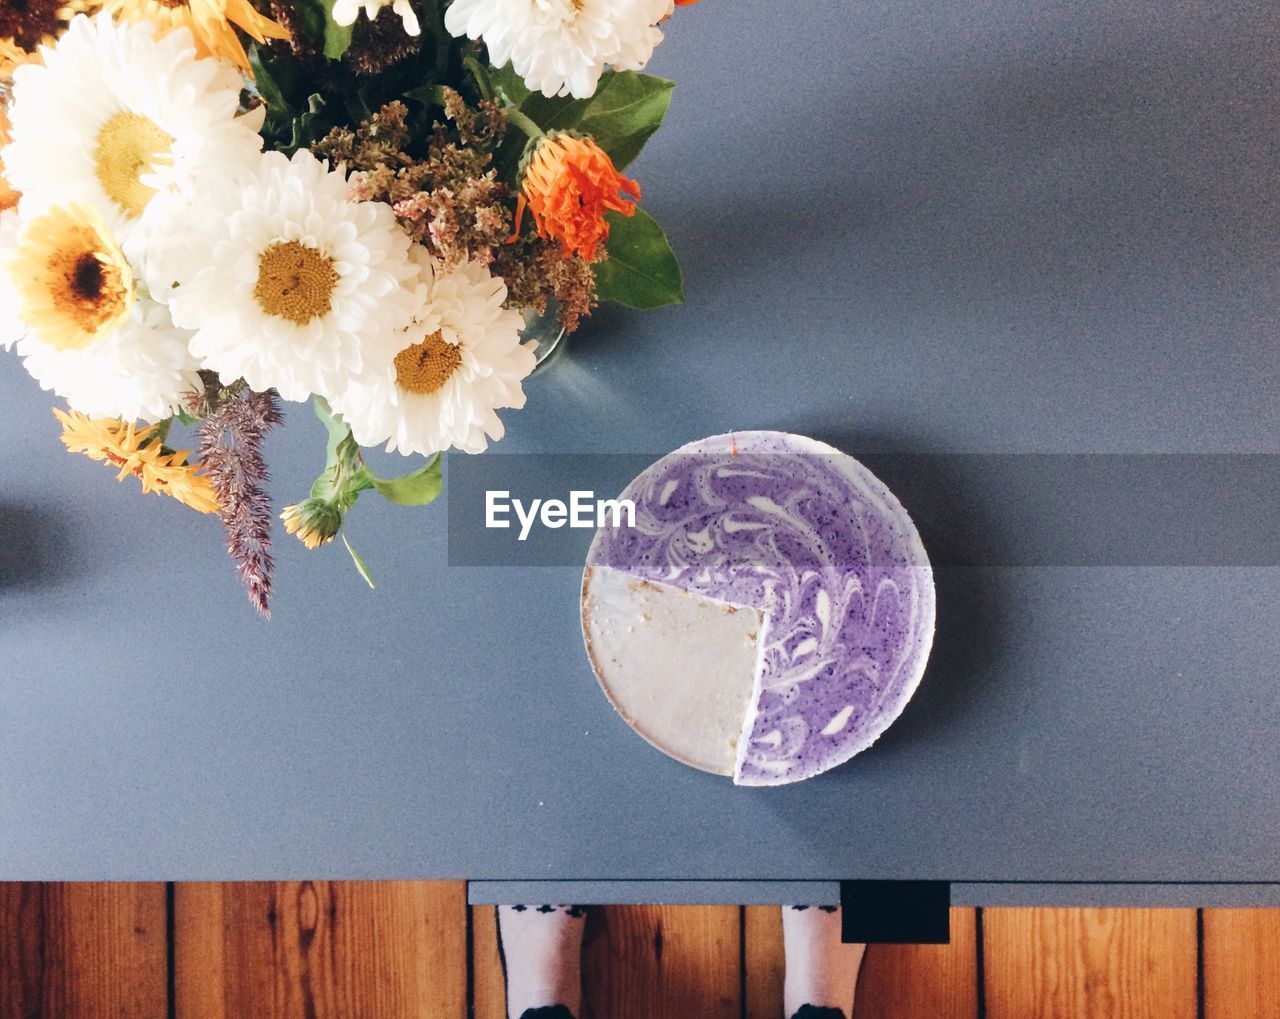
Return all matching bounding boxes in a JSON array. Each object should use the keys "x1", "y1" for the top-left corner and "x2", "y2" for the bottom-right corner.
[
  {"x1": 463, "y1": 52, "x2": 495, "y2": 101},
  {"x1": 151, "y1": 416, "x2": 173, "y2": 448},
  {"x1": 504, "y1": 107, "x2": 544, "y2": 142}
]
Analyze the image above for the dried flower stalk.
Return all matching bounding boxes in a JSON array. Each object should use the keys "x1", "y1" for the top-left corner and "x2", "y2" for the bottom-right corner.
[{"x1": 197, "y1": 387, "x2": 283, "y2": 617}]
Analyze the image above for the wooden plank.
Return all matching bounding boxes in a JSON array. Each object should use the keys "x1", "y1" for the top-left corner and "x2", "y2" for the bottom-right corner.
[
  {"x1": 743, "y1": 906, "x2": 784, "y2": 1019},
  {"x1": 745, "y1": 906, "x2": 978, "y2": 1019},
  {"x1": 581, "y1": 905, "x2": 740, "y2": 1019},
  {"x1": 174, "y1": 880, "x2": 466, "y2": 1019},
  {"x1": 1203, "y1": 908, "x2": 1280, "y2": 1019},
  {"x1": 470, "y1": 904, "x2": 507, "y2": 1019},
  {"x1": 855, "y1": 908, "x2": 979, "y2": 1019},
  {"x1": 473, "y1": 904, "x2": 740, "y2": 1019},
  {"x1": 0, "y1": 882, "x2": 168, "y2": 1018},
  {"x1": 984, "y1": 908, "x2": 1197, "y2": 1019}
]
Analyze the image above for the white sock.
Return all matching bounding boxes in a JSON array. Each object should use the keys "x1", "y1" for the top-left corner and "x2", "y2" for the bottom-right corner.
[
  {"x1": 782, "y1": 905, "x2": 866, "y2": 1019},
  {"x1": 498, "y1": 904, "x2": 587, "y2": 1019}
]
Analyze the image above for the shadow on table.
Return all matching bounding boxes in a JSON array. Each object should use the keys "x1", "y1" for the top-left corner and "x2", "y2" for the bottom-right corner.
[
  {"x1": 0, "y1": 504, "x2": 78, "y2": 593},
  {"x1": 797, "y1": 424, "x2": 1009, "y2": 758}
]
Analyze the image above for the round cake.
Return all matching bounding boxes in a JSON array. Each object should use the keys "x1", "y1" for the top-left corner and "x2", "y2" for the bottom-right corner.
[{"x1": 580, "y1": 431, "x2": 936, "y2": 786}]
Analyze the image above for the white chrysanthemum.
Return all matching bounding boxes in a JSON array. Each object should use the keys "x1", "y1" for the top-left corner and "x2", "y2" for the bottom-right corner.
[
  {"x1": 445, "y1": 0, "x2": 671, "y2": 99},
  {"x1": 2, "y1": 13, "x2": 263, "y2": 253},
  {"x1": 0, "y1": 209, "x2": 24, "y2": 351},
  {"x1": 159, "y1": 148, "x2": 420, "y2": 403},
  {"x1": 332, "y1": 0, "x2": 421, "y2": 36},
  {"x1": 330, "y1": 247, "x2": 536, "y2": 456},
  {"x1": 17, "y1": 299, "x2": 201, "y2": 422}
]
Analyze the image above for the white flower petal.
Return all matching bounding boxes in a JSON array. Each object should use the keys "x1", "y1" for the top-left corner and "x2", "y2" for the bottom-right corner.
[
  {"x1": 0, "y1": 210, "x2": 27, "y2": 352},
  {"x1": 156, "y1": 149, "x2": 419, "y2": 403},
  {"x1": 3, "y1": 14, "x2": 262, "y2": 252},
  {"x1": 330, "y1": 248, "x2": 536, "y2": 457},
  {"x1": 16, "y1": 298, "x2": 200, "y2": 423},
  {"x1": 444, "y1": 0, "x2": 671, "y2": 99}
]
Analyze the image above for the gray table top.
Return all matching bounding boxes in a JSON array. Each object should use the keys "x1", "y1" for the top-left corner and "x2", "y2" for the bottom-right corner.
[{"x1": 1, "y1": 0, "x2": 1278, "y2": 897}]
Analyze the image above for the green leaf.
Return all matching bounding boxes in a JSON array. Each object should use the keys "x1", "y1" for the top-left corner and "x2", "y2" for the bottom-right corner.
[
  {"x1": 503, "y1": 71, "x2": 673, "y2": 169},
  {"x1": 342, "y1": 531, "x2": 377, "y2": 589},
  {"x1": 489, "y1": 61, "x2": 532, "y2": 105},
  {"x1": 516, "y1": 94, "x2": 590, "y2": 139},
  {"x1": 248, "y1": 47, "x2": 289, "y2": 113},
  {"x1": 577, "y1": 72, "x2": 675, "y2": 169},
  {"x1": 403, "y1": 83, "x2": 448, "y2": 108},
  {"x1": 312, "y1": 398, "x2": 443, "y2": 509},
  {"x1": 321, "y1": 0, "x2": 354, "y2": 59},
  {"x1": 248, "y1": 46, "x2": 309, "y2": 153},
  {"x1": 284, "y1": 0, "x2": 328, "y2": 47},
  {"x1": 309, "y1": 396, "x2": 372, "y2": 505},
  {"x1": 421, "y1": 1, "x2": 454, "y2": 72},
  {"x1": 309, "y1": 464, "x2": 339, "y2": 502},
  {"x1": 593, "y1": 208, "x2": 684, "y2": 309},
  {"x1": 370, "y1": 456, "x2": 443, "y2": 507}
]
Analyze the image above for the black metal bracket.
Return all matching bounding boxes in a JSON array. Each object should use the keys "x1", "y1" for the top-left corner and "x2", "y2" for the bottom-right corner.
[{"x1": 839, "y1": 880, "x2": 951, "y2": 944}]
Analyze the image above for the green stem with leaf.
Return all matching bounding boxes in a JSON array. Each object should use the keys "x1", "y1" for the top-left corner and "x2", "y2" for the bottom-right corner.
[
  {"x1": 463, "y1": 51, "x2": 495, "y2": 101},
  {"x1": 306, "y1": 397, "x2": 445, "y2": 586},
  {"x1": 504, "y1": 107, "x2": 545, "y2": 142}
]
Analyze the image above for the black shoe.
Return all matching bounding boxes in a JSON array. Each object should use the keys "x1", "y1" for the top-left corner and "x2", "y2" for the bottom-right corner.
[
  {"x1": 790, "y1": 1007, "x2": 848, "y2": 1019},
  {"x1": 518, "y1": 1008, "x2": 577, "y2": 1019}
]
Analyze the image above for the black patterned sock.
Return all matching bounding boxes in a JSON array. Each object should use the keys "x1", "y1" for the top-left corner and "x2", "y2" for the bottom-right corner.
[{"x1": 789, "y1": 1007, "x2": 848, "y2": 1019}]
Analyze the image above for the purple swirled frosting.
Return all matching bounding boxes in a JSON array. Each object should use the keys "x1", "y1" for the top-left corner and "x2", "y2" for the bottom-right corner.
[{"x1": 585, "y1": 431, "x2": 935, "y2": 786}]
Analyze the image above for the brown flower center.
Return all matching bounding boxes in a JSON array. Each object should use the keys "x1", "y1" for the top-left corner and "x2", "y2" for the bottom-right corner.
[
  {"x1": 254, "y1": 241, "x2": 339, "y2": 324},
  {"x1": 43, "y1": 246, "x2": 131, "y2": 349},
  {"x1": 94, "y1": 111, "x2": 174, "y2": 219},
  {"x1": 0, "y1": 0, "x2": 63, "y2": 50},
  {"x1": 394, "y1": 331, "x2": 462, "y2": 395},
  {"x1": 72, "y1": 252, "x2": 105, "y2": 302}
]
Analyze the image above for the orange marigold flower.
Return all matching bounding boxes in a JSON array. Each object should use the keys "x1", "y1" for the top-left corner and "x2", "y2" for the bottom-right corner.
[
  {"x1": 518, "y1": 133, "x2": 639, "y2": 263},
  {"x1": 55, "y1": 407, "x2": 220, "y2": 514}
]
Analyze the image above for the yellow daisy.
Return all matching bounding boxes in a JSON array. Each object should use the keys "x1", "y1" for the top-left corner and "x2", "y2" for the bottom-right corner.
[
  {"x1": 9, "y1": 203, "x2": 134, "y2": 352},
  {"x1": 100, "y1": 0, "x2": 289, "y2": 74},
  {"x1": 55, "y1": 407, "x2": 220, "y2": 513}
]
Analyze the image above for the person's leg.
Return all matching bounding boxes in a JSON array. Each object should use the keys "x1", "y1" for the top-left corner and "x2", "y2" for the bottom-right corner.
[
  {"x1": 497, "y1": 904, "x2": 587, "y2": 1019},
  {"x1": 782, "y1": 905, "x2": 866, "y2": 1019}
]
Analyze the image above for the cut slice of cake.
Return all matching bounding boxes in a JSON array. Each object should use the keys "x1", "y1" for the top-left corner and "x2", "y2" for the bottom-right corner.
[{"x1": 581, "y1": 564, "x2": 766, "y2": 776}]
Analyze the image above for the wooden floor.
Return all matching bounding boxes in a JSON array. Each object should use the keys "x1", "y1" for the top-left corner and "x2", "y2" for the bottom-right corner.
[{"x1": 1, "y1": 883, "x2": 1278, "y2": 1017}]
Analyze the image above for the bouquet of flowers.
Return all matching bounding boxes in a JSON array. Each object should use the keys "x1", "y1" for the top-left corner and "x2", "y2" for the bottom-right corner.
[{"x1": 0, "y1": 0, "x2": 692, "y2": 615}]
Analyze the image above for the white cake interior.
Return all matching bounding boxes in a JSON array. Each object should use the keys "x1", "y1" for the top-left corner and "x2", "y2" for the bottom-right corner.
[{"x1": 581, "y1": 565, "x2": 764, "y2": 775}]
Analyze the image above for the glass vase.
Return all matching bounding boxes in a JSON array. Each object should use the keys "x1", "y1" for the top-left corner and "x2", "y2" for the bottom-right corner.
[{"x1": 521, "y1": 300, "x2": 568, "y2": 376}]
